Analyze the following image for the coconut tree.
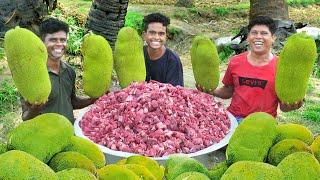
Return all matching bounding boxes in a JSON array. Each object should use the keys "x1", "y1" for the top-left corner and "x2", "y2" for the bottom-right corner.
[{"x1": 249, "y1": 0, "x2": 289, "y2": 21}]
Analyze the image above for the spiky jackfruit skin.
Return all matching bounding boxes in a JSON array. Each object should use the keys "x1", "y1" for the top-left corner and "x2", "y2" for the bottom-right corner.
[
  {"x1": 175, "y1": 171, "x2": 210, "y2": 180},
  {"x1": 221, "y1": 161, "x2": 284, "y2": 180},
  {"x1": 56, "y1": 168, "x2": 97, "y2": 180},
  {"x1": 208, "y1": 161, "x2": 229, "y2": 180},
  {"x1": 311, "y1": 136, "x2": 320, "y2": 162},
  {"x1": 97, "y1": 164, "x2": 140, "y2": 180},
  {"x1": 114, "y1": 27, "x2": 146, "y2": 88},
  {"x1": 277, "y1": 152, "x2": 320, "y2": 180},
  {"x1": 0, "y1": 150, "x2": 58, "y2": 180},
  {"x1": 82, "y1": 34, "x2": 113, "y2": 98},
  {"x1": 8, "y1": 113, "x2": 73, "y2": 163},
  {"x1": 121, "y1": 164, "x2": 156, "y2": 180},
  {"x1": 126, "y1": 155, "x2": 164, "y2": 180},
  {"x1": 4, "y1": 27, "x2": 50, "y2": 104},
  {"x1": 64, "y1": 136, "x2": 106, "y2": 168},
  {"x1": 275, "y1": 32, "x2": 317, "y2": 104},
  {"x1": 0, "y1": 142, "x2": 7, "y2": 154},
  {"x1": 116, "y1": 158, "x2": 127, "y2": 165},
  {"x1": 275, "y1": 123, "x2": 314, "y2": 145},
  {"x1": 190, "y1": 35, "x2": 220, "y2": 91},
  {"x1": 226, "y1": 112, "x2": 278, "y2": 164},
  {"x1": 48, "y1": 151, "x2": 96, "y2": 174},
  {"x1": 165, "y1": 155, "x2": 209, "y2": 180},
  {"x1": 267, "y1": 139, "x2": 312, "y2": 166}
]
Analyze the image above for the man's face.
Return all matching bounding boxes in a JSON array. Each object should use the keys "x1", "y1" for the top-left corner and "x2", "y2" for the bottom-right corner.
[
  {"x1": 143, "y1": 22, "x2": 167, "y2": 50},
  {"x1": 247, "y1": 25, "x2": 276, "y2": 55},
  {"x1": 43, "y1": 31, "x2": 67, "y2": 61}
]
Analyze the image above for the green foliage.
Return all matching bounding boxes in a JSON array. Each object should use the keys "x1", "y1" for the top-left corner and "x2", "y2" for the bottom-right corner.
[
  {"x1": 125, "y1": 11, "x2": 144, "y2": 35},
  {"x1": 218, "y1": 45, "x2": 234, "y2": 63},
  {"x1": 168, "y1": 26, "x2": 183, "y2": 39},
  {"x1": 286, "y1": 0, "x2": 320, "y2": 6},
  {"x1": 0, "y1": 47, "x2": 4, "y2": 60},
  {"x1": 213, "y1": 7, "x2": 230, "y2": 16},
  {"x1": 302, "y1": 102, "x2": 320, "y2": 122},
  {"x1": 0, "y1": 79, "x2": 19, "y2": 116}
]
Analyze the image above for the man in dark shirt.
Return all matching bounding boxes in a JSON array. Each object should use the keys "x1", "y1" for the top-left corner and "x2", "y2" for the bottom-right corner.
[
  {"x1": 143, "y1": 13, "x2": 184, "y2": 86},
  {"x1": 21, "y1": 18, "x2": 95, "y2": 123}
]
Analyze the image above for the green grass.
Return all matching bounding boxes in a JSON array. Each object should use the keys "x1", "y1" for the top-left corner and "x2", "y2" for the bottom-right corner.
[
  {"x1": 0, "y1": 79, "x2": 19, "y2": 117},
  {"x1": 125, "y1": 11, "x2": 145, "y2": 35},
  {"x1": 286, "y1": 0, "x2": 320, "y2": 6}
]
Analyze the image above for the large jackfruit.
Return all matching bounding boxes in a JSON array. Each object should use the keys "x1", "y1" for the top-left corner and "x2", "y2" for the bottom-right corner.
[
  {"x1": 4, "y1": 27, "x2": 51, "y2": 104},
  {"x1": 275, "y1": 123, "x2": 314, "y2": 145},
  {"x1": 221, "y1": 161, "x2": 284, "y2": 180},
  {"x1": 8, "y1": 113, "x2": 74, "y2": 163},
  {"x1": 275, "y1": 32, "x2": 317, "y2": 104},
  {"x1": 267, "y1": 139, "x2": 312, "y2": 165},
  {"x1": 114, "y1": 27, "x2": 146, "y2": 88},
  {"x1": 226, "y1": 112, "x2": 278, "y2": 164},
  {"x1": 48, "y1": 151, "x2": 96, "y2": 174},
  {"x1": 175, "y1": 171, "x2": 210, "y2": 180},
  {"x1": 311, "y1": 135, "x2": 320, "y2": 162},
  {"x1": 277, "y1": 152, "x2": 320, "y2": 180},
  {"x1": 82, "y1": 34, "x2": 113, "y2": 98},
  {"x1": 64, "y1": 136, "x2": 106, "y2": 168},
  {"x1": 56, "y1": 168, "x2": 97, "y2": 180},
  {"x1": 165, "y1": 155, "x2": 209, "y2": 180},
  {"x1": 97, "y1": 164, "x2": 140, "y2": 180},
  {"x1": 207, "y1": 161, "x2": 229, "y2": 180},
  {"x1": 0, "y1": 150, "x2": 58, "y2": 180},
  {"x1": 190, "y1": 35, "x2": 220, "y2": 91},
  {"x1": 121, "y1": 164, "x2": 156, "y2": 180}
]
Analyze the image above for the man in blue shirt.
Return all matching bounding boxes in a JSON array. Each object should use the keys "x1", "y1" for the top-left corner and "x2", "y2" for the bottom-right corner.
[{"x1": 143, "y1": 13, "x2": 184, "y2": 86}]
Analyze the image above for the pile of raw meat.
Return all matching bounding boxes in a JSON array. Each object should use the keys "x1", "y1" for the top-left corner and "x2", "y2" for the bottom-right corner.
[{"x1": 80, "y1": 81, "x2": 230, "y2": 157}]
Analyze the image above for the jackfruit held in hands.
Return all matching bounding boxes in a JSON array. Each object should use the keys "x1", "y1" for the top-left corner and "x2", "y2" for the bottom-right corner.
[
  {"x1": 64, "y1": 136, "x2": 106, "y2": 168},
  {"x1": 8, "y1": 113, "x2": 74, "y2": 163},
  {"x1": 114, "y1": 27, "x2": 146, "y2": 88},
  {"x1": 267, "y1": 139, "x2": 312, "y2": 166},
  {"x1": 190, "y1": 35, "x2": 220, "y2": 92},
  {"x1": 97, "y1": 164, "x2": 140, "y2": 180},
  {"x1": 311, "y1": 135, "x2": 320, "y2": 162},
  {"x1": 4, "y1": 27, "x2": 51, "y2": 105},
  {"x1": 275, "y1": 32, "x2": 317, "y2": 104},
  {"x1": 277, "y1": 152, "x2": 320, "y2": 180},
  {"x1": 275, "y1": 123, "x2": 314, "y2": 145},
  {"x1": 82, "y1": 34, "x2": 113, "y2": 98},
  {"x1": 56, "y1": 168, "x2": 97, "y2": 180},
  {"x1": 48, "y1": 151, "x2": 96, "y2": 174},
  {"x1": 0, "y1": 150, "x2": 58, "y2": 180},
  {"x1": 221, "y1": 161, "x2": 284, "y2": 180},
  {"x1": 226, "y1": 112, "x2": 278, "y2": 164}
]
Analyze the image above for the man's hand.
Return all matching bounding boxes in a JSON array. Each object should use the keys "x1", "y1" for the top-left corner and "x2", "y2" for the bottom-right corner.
[
  {"x1": 280, "y1": 100, "x2": 304, "y2": 112},
  {"x1": 196, "y1": 84, "x2": 215, "y2": 95}
]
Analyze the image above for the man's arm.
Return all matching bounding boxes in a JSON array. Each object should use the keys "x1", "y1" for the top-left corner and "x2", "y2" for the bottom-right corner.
[
  {"x1": 197, "y1": 85, "x2": 234, "y2": 99},
  {"x1": 21, "y1": 97, "x2": 45, "y2": 120},
  {"x1": 71, "y1": 96, "x2": 96, "y2": 110}
]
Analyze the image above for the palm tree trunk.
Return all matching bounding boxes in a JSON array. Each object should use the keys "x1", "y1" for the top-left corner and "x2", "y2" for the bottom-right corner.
[
  {"x1": 249, "y1": 0, "x2": 289, "y2": 21},
  {"x1": 86, "y1": 0, "x2": 129, "y2": 48}
]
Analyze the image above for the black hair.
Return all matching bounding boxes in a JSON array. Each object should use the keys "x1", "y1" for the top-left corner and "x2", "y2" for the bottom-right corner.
[
  {"x1": 143, "y1": 13, "x2": 170, "y2": 31},
  {"x1": 39, "y1": 18, "x2": 69, "y2": 39},
  {"x1": 248, "y1": 16, "x2": 276, "y2": 34}
]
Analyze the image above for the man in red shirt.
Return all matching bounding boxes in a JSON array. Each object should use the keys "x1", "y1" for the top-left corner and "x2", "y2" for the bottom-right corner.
[{"x1": 198, "y1": 16, "x2": 302, "y2": 122}]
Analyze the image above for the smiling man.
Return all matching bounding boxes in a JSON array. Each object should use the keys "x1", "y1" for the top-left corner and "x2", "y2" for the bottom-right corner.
[
  {"x1": 143, "y1": 13, "x2": 184, "y2": 86},
  {"x1": 21, "y1": 18, "x2": 96, "y2": 123},
  {"x1": 197, "y1": 16, "x2": 303, "y2": 123}
]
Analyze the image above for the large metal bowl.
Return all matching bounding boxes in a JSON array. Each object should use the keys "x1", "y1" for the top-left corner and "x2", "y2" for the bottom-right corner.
[{"x1": 74, "y1": 106, "x2": 238, "y2": 165}]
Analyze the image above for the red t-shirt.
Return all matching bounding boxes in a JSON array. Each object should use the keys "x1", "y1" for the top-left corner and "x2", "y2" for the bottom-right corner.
[{"x1": 222, "y1": 52, "x2": 278, "y2": 118}]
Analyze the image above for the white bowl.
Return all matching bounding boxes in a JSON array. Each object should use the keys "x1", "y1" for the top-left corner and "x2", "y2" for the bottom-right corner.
[{"x1": 74, "y1": 106, "x2": 238, "y2": 164}]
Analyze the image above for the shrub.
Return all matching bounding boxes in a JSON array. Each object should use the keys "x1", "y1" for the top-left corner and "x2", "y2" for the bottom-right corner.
[{"x1": 125, "y1": 12, "x2": 144, "y2": 35}]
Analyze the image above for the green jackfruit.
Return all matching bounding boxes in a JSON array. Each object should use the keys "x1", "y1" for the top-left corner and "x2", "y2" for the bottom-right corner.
[
  {"x1": 275, "y1": 123, "x2": 314, "y2": 145},
  {"x1": 277, "y1": 152, "x2": 320, "y2": 180},
  {"x1": 56, "y1": 168, "x2": 97, "y2": 180},
  {"x1": 48, "y1": 151, "x2": 96, "y2": 174},
  {"x1": 64, "y1": 136, "x2": 106, "y2": 168},
  {"x1": 268, "y1": 139, "x2": 312, "y2": 165},
  {"x1": 0, "y1": 142, "x2": 7, "y2": 154},
  {"x1": 311, "y1": 135, "x2": 320, "y2": 162},
  {"x1": 208, "y1": 161, "x2": 229, "y2": 180},
  {"x1": 190, "y1": 35, "x2": 220, "y2": 91},
  {"x1": 4, "y1": 27, "x2": 50, "y2": 104},
  {"x1": 82, "y1": 34, "x2": 113, "y2": 98},
  {"x1": 0, "y1": 150, "x2": 58, "y2": 180},
  {"x1": 121, "y1": 164, "x2": 156, "y2": 180},
  {"x1": 126, "y1": 155, "x2": 164, "y2": 180},
  {"x1": 275, "y1": 32, "x2": 317, "y2": 104},
  {"x1": 175, "y1": 171, "x2": 210, "y2": 180},
  {"x1": 116, "y1": 158, "x2": 127, "y2": 165},
  {"x1": 226, "y1": 112, "x2": 278, "y2": 164},
  {"x1": 97, "y1": 164, "x2": 140, "y2": 180},
  {"x1": 221, "y1": 161, "x2": 284, "y2": 180},
  {"x1": 8, "y1": 113, "x2": 73, "y2": 163},
  {"x1": 114, "y1": 27, "x2": 146, "y2": 88},
  {"x1": 165, "y1": 155, "x2": 209, "y2": 180}
]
